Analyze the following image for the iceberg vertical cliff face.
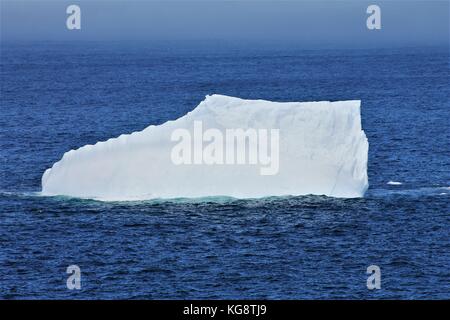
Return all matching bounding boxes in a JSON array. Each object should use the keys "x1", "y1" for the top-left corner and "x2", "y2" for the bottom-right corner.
[{"x1": 41, "y1": 95, "x2": 369, "y2": 200}]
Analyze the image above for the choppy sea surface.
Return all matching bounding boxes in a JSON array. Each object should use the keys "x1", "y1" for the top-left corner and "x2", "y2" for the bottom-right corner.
[{"x1": 0, "y1": 42, "x2": 449, "y2": 299}]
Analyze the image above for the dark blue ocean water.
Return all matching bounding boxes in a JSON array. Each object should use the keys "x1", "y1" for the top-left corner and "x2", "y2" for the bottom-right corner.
[{"x1": 0, "y1": 42, "x2": 449, "y2": 299}]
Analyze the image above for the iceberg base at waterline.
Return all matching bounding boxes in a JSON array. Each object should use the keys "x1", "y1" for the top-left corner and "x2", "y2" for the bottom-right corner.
[{"x1": 41, "y1": 95, "x2": 369, "y2": 201}]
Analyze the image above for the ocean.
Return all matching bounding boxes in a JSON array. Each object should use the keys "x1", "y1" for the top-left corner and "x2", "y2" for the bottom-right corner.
[{"x1": 0, "y1": 42, "x2": 449, "y2": 299}]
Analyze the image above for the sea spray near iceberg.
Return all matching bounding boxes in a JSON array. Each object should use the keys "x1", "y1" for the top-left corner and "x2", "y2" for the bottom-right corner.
[{"x1": 41, "y1": 95, "x2": 369, "y2": 201}]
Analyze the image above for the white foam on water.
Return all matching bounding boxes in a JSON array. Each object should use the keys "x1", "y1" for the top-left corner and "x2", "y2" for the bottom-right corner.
[{"x1": 387, "y1": 181, "x2": 403, "y2": 185}]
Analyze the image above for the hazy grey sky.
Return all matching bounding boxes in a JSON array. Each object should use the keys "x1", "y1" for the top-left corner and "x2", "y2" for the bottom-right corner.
[{"x1": 1, "y1": 1, "x2": 449, "y2": 48}]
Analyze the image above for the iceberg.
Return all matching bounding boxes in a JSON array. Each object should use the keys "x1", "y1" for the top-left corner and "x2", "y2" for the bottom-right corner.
[{"x1": 41, "y1": 95, "x2": 369, "y2": 201}]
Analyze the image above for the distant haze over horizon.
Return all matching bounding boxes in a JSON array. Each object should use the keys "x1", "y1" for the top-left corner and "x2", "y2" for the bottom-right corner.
[{"x1": 1, "y1": 1, "x2": 449, "y2": 49}]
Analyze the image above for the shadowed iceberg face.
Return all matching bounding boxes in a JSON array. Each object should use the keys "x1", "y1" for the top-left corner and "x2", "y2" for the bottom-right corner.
[{"x1": 41, "y1": 95, "x2": 369, "y2": 201}]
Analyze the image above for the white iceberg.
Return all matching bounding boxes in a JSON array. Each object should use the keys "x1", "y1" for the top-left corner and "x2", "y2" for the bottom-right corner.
[{"x1": 41, "y1": 94, "x2": 369, "y2": 201}]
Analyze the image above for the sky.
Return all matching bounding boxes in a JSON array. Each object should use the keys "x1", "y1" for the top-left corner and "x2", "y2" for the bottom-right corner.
[{"x1": 1, "y1": 0, "x2": 449, "y2": 48}]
